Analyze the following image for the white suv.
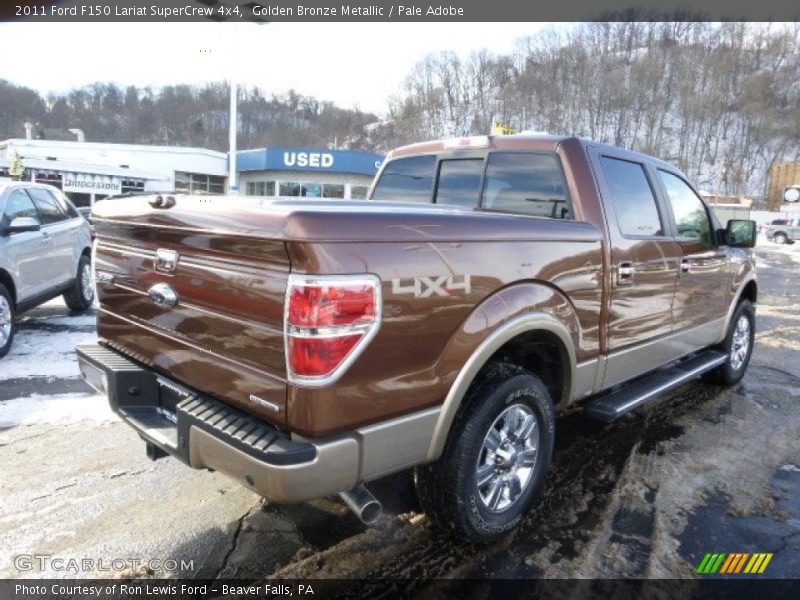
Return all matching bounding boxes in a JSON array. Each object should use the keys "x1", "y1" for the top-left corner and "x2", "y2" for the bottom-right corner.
[{"x1": 0, "y1": 180, "x2": 94, "y2": 357}]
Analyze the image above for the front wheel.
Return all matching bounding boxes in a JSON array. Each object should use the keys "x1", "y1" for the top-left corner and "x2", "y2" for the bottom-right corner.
[
  {"x1": 706, "y1": 300, "x2": 755, "y2": 386},
  {"x1": 63, "y1": 255, "x2": 94, "y2": 312},
  {"x1": 415, "y1": 363, "x2": 555, "y2": 543}
]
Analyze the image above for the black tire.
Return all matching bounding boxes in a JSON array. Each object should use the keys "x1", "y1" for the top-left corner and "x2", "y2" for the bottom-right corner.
[
  {"x1": 0, "y1": 283, "x2": 15, "y2": 358},
  {"x1": 63, "y1": 254, "x2": 94, "y2": 312},
  {"x1": 415, "y1": 362, "x2": 555, "y2": 543},
  {"x1": 773, "y1": 233, "x2": 788, "y2": 245},
  {"x1": 705, "y1": 300, "x2": 755, "y2": 386}
]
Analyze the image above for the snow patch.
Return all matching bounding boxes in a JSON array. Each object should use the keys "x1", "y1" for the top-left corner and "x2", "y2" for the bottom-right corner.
[
  {"x1": 779, "y1": 464, "x2": 800, "y2": 473},
  {"x1": 0, "y1": 393, "x2": 118, "y2": 427},
  {"x1": 0, "y1": 330, "x2": 96, "y2": 378}
]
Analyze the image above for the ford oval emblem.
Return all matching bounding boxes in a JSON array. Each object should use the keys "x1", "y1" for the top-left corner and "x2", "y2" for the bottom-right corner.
[{"x1": 148, "y1": 282, "x2": 179, "y2": 308}]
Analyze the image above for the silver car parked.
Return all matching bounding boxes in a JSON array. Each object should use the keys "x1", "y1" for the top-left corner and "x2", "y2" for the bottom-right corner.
[{"x1": 0, "y1": 180, "x2": 94, "y2": 357}]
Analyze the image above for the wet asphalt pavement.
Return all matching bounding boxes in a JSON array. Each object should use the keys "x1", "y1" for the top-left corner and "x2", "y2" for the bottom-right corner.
[{"x1": 0, "y1": 240, "x2": 798, "y2": 588}]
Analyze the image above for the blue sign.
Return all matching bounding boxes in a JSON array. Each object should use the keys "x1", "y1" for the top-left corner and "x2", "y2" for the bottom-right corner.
[{"x1": 235, "y1": 147, "x2": 384, "y2": 176}]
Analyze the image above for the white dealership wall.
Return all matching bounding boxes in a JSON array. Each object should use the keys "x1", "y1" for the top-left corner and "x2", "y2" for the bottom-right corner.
[{"x1": 0, "y1": 138, "x2": 227, "y2": 203}]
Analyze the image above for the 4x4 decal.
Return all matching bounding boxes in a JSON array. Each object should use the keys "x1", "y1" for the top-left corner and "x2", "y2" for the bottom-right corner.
[{"x1": 391, "y1": 275, "x2": 472, "y2": 298}]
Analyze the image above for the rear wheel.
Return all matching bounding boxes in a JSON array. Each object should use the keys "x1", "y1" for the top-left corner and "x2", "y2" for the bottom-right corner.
[
  {"x1": 706, "y1": 300, "x2": 755, "y2": 386},
  {"x1": 0, "y1": 283, "x2": 15, "y2": 358},
  {"x1": 415, "y1": 363, "x2": 555, "y2": 543},
  {"x1": 63, "y1": 255, "x2": 94, "y2": 312}
]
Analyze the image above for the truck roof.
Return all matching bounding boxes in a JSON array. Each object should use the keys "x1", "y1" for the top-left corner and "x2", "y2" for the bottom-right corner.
[{"x1": 388, "y1": 133, "x2": 676, "y2": 172}]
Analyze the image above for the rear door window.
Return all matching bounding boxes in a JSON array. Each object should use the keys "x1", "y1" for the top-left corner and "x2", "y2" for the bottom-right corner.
[
  {"x1": 371, "y1": 155, "x2": 436, "y2": 203},
  {"x1": 52, "y1": 190, "x2": 80, "y2": 219},
  {"x1": 482, "y1": 153, "x2": 571, "y2": 219},
  {"x1": 435, "y1": 159, "x2": 483, "y2": 208},
  {"x1": 27, "y1": 188, "x2": 68, "y2": 225},
  {"x1": 600, "y1": 156, "x2": 664, "y2": 237}
]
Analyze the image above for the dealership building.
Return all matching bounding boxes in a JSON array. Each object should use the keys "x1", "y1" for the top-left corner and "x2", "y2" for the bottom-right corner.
[
  {"x1": 0, "y1": 138, "x2": 228, "y2": 207},
  {"x1": 236, "y1": 147, "x2": 384, "y2": 200},
  {"x1": 0, "y1": 138, "x2": 384, "y2": 206}
]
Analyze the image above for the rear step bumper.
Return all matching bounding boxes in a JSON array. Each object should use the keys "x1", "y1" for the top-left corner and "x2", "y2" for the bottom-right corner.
[
  {"x1": 584, "y1": 350, "x2": 728, "y2": 423},
  {"x1": 76, "y1": 343, "x2": 360, "y2": 503}
]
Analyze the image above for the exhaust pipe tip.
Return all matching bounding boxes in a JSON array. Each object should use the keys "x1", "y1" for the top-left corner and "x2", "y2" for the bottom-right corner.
[
  {"x1": 357, "y1": 498, "x2": 383, "y2": 525},
  {"x1": 339, "y1": 485, "x2": 383, "y2": 526}
]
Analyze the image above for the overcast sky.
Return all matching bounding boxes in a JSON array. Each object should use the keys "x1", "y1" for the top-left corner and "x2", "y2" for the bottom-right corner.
[{"x1": 0, "y1": 22, "x2": 555, "y2": 115}]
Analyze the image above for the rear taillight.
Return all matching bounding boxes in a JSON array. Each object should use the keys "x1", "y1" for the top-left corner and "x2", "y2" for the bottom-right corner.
[{"x1": 285, "y1": 275, "x2": 381, "y2": 385}]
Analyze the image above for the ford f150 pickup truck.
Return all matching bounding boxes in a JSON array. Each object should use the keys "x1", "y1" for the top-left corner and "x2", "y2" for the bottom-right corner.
[{"x1": 77, "y1": 135, "x2": 758, "y2": 542}]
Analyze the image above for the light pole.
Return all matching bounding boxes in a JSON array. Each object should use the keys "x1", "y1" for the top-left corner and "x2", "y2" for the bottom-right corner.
[{"x1": 229, "y1": 78, "x2": 238, "y2": 194}]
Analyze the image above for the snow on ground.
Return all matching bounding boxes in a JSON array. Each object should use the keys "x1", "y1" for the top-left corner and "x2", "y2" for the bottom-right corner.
[
  {"x1": 756, "y1": 234, "x2": 800, "y2": 268},
  {"x1": 0, "y1": 298, "x2": 96, "y2": 379},
  {"x1": 0, "y1": 392, "x2": 117, "y2": 428}
]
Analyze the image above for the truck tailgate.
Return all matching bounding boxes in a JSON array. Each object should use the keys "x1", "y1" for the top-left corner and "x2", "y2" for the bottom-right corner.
[{"x1": 92, "y1": 196, "x2": 291, "y2": 425}]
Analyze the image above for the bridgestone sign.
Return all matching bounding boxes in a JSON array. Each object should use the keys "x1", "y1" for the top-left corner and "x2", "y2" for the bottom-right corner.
[{"x1": 62, "y1": 173, "x2": 122, "y2": 195}]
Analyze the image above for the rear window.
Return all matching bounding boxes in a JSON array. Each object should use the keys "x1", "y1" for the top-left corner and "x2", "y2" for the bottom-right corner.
[
  {"x1": 435, "y1": 159, "x2": 483, "y2": 208},
  {"x1": 372, "y1": 151, "x2": 572, "y2": 219},
  {"x1": 482, "y1": 153, "x2": 571, "y2": 219},
  {"x1": 371, "y1": 155, "x2": 435, "y2": 202}
]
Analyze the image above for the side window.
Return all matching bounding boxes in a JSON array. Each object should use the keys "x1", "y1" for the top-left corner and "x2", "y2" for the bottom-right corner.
[
  {"x1": 435, "y1": 159, "x2": 483, "y2": 208},
  {"x1": 658, "y1": 170, "x2": 713, "y2": 245},
  {"x1": 481, "y1": 152, "x2": 571, "y2": 219},
  {"x1": 2, "y1": 189, "x2": 40, "y2": 225},
  {"x1": 600, "y1": 156, "x2": 664, "y2": 237},
  {"x1": 53, "y1": 191, "x2": 80, "y2": 219},
  {"x1": 27, "y1": 188, "x2": 68, "y2": 225},
  {"x1": 371, "y1": 155, "x2": 436, "y2": 202}
]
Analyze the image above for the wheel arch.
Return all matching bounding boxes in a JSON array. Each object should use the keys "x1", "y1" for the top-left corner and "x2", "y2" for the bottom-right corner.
[
  {"x1": 0, "y1": 268, "x2": 17, "y2": 306},
  {"x1": 427, "y1": 310, "x2": 577, "y2": 461},
  {"x1": 717, "y1": 274, "x2": 757, "y2": 344}
]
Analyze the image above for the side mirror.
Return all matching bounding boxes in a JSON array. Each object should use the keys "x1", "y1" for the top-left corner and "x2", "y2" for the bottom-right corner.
[
  {"x1": 6, "y1": 217, "x2": 41, "y2": 234},
  {"x1": 723, "y1": 219, "x2": 757, "y2": 248}
]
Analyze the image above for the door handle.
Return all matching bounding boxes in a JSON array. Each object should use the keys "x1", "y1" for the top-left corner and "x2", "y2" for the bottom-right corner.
[
  {"x1": 40, "y1": 232, "x2": 51, "y2": 244},
  {"x1": 617, "y1": 262, "x2": 635, "y2": 285},
  {"x1": 680, "y1": 258, "x2": 692, "y2": 273}
]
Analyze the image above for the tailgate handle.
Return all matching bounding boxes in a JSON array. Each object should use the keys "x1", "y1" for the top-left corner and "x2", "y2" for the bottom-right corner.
[{"x1": 148, "y1": 282, "x2": 179, "y2": 308}]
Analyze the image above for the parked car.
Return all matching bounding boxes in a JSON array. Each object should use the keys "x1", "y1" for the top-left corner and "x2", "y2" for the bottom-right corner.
[
  {"x1": 0, "y1": 181, "x2": 94, "y2": 357},
  {"x1": 78, "y1": 135, "x2": 757, "y2": 542},
  {"x1": 765, "y1": 218, "x2": 799, "y2": 244}
]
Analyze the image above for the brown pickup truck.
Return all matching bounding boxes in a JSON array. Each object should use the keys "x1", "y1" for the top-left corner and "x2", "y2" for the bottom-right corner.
[{"x1": 77, "y1": 135, "x2": 758, "y2": 542}]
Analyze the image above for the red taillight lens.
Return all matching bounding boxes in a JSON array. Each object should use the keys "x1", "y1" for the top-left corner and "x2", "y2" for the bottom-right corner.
[
  {"x1": 288, "y1": 284, "x2": 376, "y2": 327},
  {"x1": 288, "y1": 335, "x2": 362, "y2": 377},
  {"x1": 285, "y1": 276, "x2": 381, "y2": 383}
]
